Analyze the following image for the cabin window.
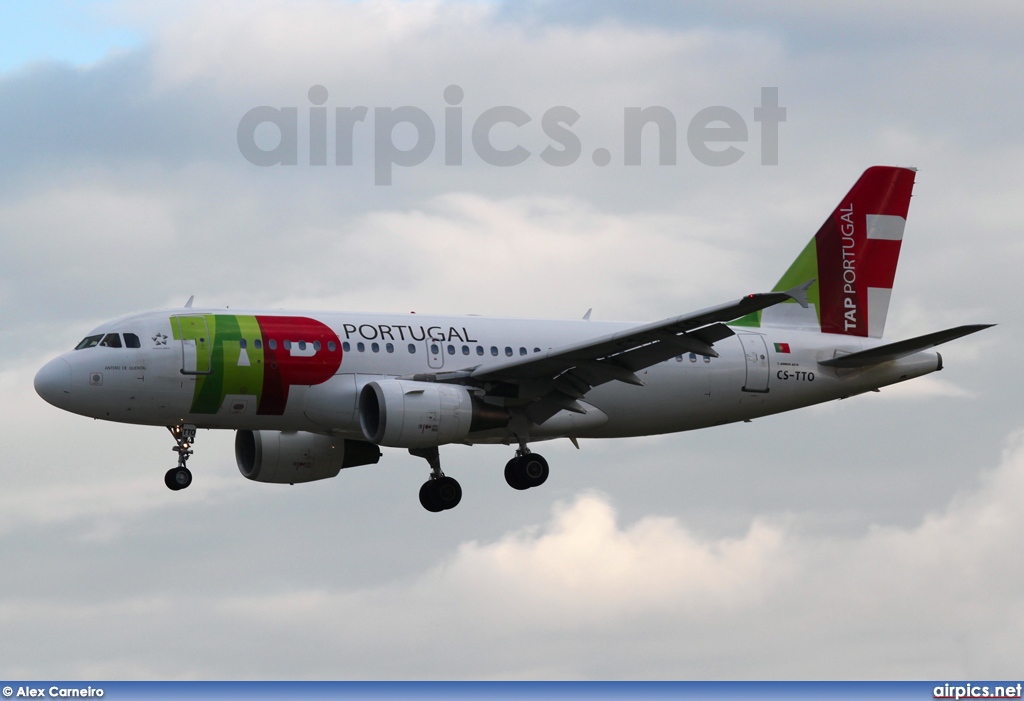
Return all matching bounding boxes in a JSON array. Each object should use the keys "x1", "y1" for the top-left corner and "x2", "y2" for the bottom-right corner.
[
  {"x1": 519, "y1": 347, "x2": 527, "y2": 356},
  {"x1": 254, "y1": 339, "x2": 263, "y2": 350},
  {"x1": 490, "y1": 346, "x2": 498, "y2": 356},
  {"x1": 298, "y1": 341, "x2": 307, "y2": 351},
  {"x1": 357, "y1": 342, "x2": 365, "y2": 352},
  {"x1": 476, "y1": 346, "x2": 484, "y2": 356},
  {"x1": 408, "y1": 343, "x2": 416, "y2": 354},
  {"x1": 371, "y1": 342, "x2": 380, "y2": 353},
  {"x1": 342, "y1": 341, "x2": 350, "y2": 352},
  {"x1": 533, "y1": 348, "x2": 541, "y2": 353},
  {"x1": 328, "y1": 341, "x2": 337, "y2": 352},
  {"x1": 124, "y1": 333, "x2": 141, "y2": 349},
  {"x1": 430, "y1": 343, "x2": 440, "y2": 355},
  {"x1": 269, "y1": 339, "x2": 277, "y2": 350},
  {"x1": 447, "y1": 344, "x2": 455, "y2": 356},
  {"x1": 675, "y1": 355, "x2": 683, "y2": 362},
  {"x1": 703, "y1": 355, "x2": 711, "y2": 363},
  {"x1": 75, "y1": 335, "x2": 103, "y2": 350},
  {"x1": 504, "y1": 346, "x2": 513, "y2": 357},
  {"x1": 386, "y1": 343, "x2": 394, "y2": 353},
  {"x1": 689, "y1": 353, "x2": 697, "y2": 362},
  {"x1": 462, "y1": 345, "x2": 470, "y2": 356},
  {"x1": 313, "y1": 340, "x2": 321, "y2": 351},
  {"x1": 239, "y1": 338, "x2": 247, "y2": 350},
  {"x1": 283, "y1": 340, "x2": 292, "y2": 350}
]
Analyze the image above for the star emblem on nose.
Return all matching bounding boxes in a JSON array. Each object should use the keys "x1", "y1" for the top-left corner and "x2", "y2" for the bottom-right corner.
[{"x1": 152, "y1": 333, "x2": 168, "y2": 346}]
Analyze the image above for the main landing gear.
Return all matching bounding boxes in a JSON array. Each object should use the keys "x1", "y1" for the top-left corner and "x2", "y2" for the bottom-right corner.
[
  {"x1": 504, "y1": 449, "x2": 549, "y2": 491},
  {"x1": 410, "y1": 447, "x2": 462, "y2": 512},
  {"x1": 411, "y1": 443, "x2": 551, "y2": 512},
  {"x1": 164, "y1": 424, "x2": 196, "y2": 491}
]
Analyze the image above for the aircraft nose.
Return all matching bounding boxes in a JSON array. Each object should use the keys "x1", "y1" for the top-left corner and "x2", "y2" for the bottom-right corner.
[{"x1": 35, "y1": 357, "x2": 72, "y2": 408}]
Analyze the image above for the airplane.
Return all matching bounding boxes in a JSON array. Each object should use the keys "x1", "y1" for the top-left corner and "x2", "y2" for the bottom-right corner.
[{"x1": 34, "y1": 166, "x2": 992, "y2": 512}]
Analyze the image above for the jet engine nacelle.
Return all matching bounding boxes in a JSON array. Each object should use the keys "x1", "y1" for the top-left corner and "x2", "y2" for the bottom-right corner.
[
  {"x1": 358, "y1": 379, "x2": 509, "y2": 448},
  {"x1": 235, "y1": 430, "x2": 381, "y2": 484}
]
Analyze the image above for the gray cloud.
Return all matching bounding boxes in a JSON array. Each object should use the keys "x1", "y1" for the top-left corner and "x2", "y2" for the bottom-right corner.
[
  {"x1": 0, "y1": 55, "x2": 236, "y2": 180},
  {"x1": 2, "y1": 430, "x2": 1023, "y2": 678}
]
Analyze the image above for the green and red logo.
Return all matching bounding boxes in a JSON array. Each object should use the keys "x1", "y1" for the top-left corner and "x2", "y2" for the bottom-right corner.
[
  {"x1": 733, "y1": 166, "x2": 915, "y2": 339},
  {"x1": 171, "y1": 314, "x2": 342, "y2": 415}
]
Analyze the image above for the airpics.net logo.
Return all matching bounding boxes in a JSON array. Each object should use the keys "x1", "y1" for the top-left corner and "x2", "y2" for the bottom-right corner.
[{"x1": 236, "y1": 85, "x2": 786, "y2": 185}]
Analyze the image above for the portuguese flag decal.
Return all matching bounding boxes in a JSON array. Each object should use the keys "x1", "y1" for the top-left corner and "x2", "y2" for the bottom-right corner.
[{"x1": 774, "y1": 342, "x2": 791, "y2": 353}]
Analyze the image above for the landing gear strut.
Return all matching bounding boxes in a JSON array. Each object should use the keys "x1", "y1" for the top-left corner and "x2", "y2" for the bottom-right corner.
[
  {"x1": 504, "y1": 447, "x2": 549, "y2": 491},
  {"x1": 410, "y1": 446, "x2": 462, "y2": 512},
  {"x1": 164, "y1": 424, "x2": 196, "y2": 491}
]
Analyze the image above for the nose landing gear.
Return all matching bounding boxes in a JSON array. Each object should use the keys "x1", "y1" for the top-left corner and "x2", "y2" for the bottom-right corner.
[{"x1": 164, "y1": 424, "x2": 196, "y2": 491}]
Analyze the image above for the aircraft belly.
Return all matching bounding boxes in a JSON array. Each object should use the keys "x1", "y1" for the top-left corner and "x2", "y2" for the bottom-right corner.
[
  {"x1": 527, "y1": 403, "x2": 609, "y2": 438},
  {"x1": 577, "y1": 358, "x2": 738, "y2": 438}
]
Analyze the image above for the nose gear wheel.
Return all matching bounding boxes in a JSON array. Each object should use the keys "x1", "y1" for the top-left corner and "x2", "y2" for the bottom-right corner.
[{"x1": 165, "y1": 424, "x2": 197, "y2": 491}]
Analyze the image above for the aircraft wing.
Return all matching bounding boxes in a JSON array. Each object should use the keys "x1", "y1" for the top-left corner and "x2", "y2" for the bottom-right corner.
[{"x1": 433, "y1": 281, "x2": 814, "y2": 423}]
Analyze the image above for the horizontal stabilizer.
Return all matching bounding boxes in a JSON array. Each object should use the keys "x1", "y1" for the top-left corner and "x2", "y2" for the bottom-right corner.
[{"x1": 819, "y1": 324, "x2": 994, "y2": 368}]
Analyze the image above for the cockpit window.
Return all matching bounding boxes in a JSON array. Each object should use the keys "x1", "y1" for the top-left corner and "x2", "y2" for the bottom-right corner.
[
  {"x1": 75, "y1": 335, "x2": 103, "y2": 350},
  {"x1": 124, "y1": 333, "x2": 141, "y2": 349},
  {"x1": 100, "y1": 333, "x2": 122, "y2": 348}
]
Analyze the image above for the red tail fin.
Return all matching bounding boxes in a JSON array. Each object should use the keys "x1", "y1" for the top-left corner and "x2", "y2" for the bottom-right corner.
[{"x1": 815, "y1": 166, "x2": 916, "y2": 337}]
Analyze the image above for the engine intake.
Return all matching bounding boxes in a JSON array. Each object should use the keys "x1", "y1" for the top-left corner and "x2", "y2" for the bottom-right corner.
[
  {"x1": 359, "y1": 379, "x2": 509, "y2": 448},
  {"x1": 236, "y1": 430, "x2": 381, "y2": 484}
]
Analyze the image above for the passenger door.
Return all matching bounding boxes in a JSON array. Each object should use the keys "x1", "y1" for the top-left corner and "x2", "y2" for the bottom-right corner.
[
  {"x1": 172, "y1": 315, "x2": 214, "y2": 375},
  {"x1": 737, "y1": 333, "x2": 770, "y2": 393}
]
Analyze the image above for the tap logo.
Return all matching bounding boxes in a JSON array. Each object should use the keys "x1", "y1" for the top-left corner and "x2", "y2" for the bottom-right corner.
[{"x1": 170, "y1": 314, "x2": 343, "y2": 415}]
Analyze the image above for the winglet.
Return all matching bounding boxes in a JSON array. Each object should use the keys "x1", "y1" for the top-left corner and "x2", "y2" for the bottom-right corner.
[
  {"x1": 783, "y1": 279, "x2": 815, "y2": 309},
  {"x1": 184, "y1": 295, "x2": 194, "y2": 309}
]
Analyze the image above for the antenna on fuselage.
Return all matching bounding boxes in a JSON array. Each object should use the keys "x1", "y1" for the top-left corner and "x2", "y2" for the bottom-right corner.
[
  {"x1": 184, "y1": 295, "x2": 194, "y2": 309},
  {"x1": 582, "y1": 308, "x2": 592, "y2": 321}
]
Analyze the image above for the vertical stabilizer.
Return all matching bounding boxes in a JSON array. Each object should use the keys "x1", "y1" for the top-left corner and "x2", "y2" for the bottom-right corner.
[{"x1": 735, "y1": 166, "x2": 916, "y2": 338}]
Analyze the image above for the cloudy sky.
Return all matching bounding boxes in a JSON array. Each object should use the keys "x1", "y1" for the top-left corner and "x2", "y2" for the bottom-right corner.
[{"x1": 1, "y1": 0, "x2": 1021, "y2": 679}]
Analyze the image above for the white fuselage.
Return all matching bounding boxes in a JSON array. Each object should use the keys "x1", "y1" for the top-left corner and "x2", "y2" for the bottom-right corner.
[{"x1": 37, "y1": 307, "x2": 940, "y2": 445}]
